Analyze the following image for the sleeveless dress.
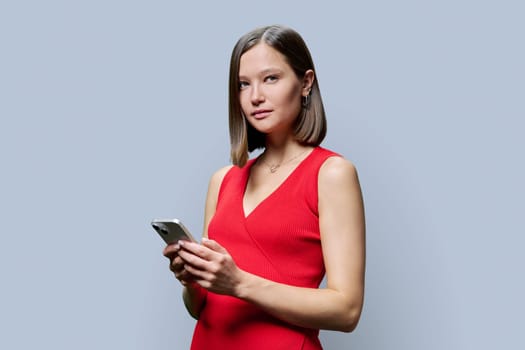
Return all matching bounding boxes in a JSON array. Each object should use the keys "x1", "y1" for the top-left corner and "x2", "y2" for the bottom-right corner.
[{"x1": 190, "y1": 146, "x2": 340, "y2": 350}]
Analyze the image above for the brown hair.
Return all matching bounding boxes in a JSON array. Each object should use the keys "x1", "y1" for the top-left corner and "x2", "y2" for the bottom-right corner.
[{"x1": 228, "y1": 25, "x2": 327, "y2": 166}]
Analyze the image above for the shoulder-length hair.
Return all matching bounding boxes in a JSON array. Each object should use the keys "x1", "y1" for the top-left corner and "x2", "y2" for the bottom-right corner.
[{"x1": 228, "y1": 25, "x2": 327, "y2": 166}]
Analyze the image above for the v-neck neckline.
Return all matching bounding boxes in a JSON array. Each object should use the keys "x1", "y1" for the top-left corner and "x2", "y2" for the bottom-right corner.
[{"x1": 241, "y1": 147, "x2": 317, "y2": 219}]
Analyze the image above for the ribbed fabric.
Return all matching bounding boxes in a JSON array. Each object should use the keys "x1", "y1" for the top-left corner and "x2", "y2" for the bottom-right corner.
[{"x1": 190, "y1": 147, "x2": 340, "y2": 350}]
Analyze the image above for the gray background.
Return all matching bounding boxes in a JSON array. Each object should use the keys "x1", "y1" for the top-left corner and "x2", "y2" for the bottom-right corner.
[{"x1": 1, "y1": 0, "x2": 523, "y2": 349}]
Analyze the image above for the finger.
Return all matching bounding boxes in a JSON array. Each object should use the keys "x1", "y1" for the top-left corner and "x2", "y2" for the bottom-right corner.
[
  {"x1": 170, "y1": 259, "x2": 195, "y2": 281},
  {"x1": 175, "y1": 271, "x2": 194, "y2": 286},
  {"x1": 184, "y1": 263, "x2": 214, "y2": 282},
  {"x1": 177, "y1": 240, "x2": 203, "y2": 253},
  {"x1": 170, "y1": 256, "x2": 185, "y2": 272},
  {"x1": 192, "y1": 278, "x2": 213, "y2": 291},
  {"x1": 179, "y1": 240, "x2": 218, "y2": 261},
  {"x1": 163, "y1": 243, "x2": 180, "y2": 258},
  {"x1": 178, "y1": 248, "x2": 212, "y2": 270},
  {"x1": 175, "y1": 269, "x2": 192, "y2": 281},
  {"x1": 201, "y1": 237, "x2": 228, "y2": 254}
]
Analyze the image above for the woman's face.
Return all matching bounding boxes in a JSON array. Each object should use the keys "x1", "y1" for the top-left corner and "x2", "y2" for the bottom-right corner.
[{"x1": 238, "y1": 43, "x2": 311, "y2": 136}]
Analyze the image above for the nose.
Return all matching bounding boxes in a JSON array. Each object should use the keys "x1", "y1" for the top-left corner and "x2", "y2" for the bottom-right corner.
[{"x1": 250, "y1": 84, "x2": 264, "y2": 105}]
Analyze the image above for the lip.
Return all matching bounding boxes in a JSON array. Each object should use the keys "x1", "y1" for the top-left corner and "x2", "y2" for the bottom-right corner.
[{"x1": 251, "y1": 109, "x2": 272, "y2": 119}]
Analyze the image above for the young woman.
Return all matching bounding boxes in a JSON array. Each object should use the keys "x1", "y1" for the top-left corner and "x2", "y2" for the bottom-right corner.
[{"x1": 163, "y1": 25, "x2": 366, "y2": 350}]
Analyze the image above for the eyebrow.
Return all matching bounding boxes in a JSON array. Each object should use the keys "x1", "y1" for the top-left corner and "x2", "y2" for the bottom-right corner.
[{"x1": 238, "y1": 67, "x2": 284, "y2": 80}]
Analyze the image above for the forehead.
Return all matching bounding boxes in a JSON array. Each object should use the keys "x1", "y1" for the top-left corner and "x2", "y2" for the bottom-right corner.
[{"x1": 239, "y1": 43, "x2": 291, "y2": 75}]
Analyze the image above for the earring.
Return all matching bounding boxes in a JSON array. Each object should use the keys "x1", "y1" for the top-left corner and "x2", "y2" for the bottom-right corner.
[{"x1": 302, "y1": 93, "x2": 310, "y2": 108}]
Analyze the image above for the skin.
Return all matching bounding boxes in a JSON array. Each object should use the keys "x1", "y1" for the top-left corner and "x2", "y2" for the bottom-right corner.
[{"x1": 163, "y1": 43, "x2": 366, "y2": 332}]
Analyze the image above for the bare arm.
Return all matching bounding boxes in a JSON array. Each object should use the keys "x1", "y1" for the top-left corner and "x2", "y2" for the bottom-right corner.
[
  {"x1": 178, "y1": 157, "x2": 366, "y2": 331},
  {"x1": 163, "y1": 165, "x2": 232, "y2": 319}
]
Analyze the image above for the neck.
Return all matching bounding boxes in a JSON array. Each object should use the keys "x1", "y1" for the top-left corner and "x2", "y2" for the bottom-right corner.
[
  {"x1": 262, "y1": 144, "x2": 314, "y2": 169},
  {"x1": 264, "y1": 134, "x2": 302, "y2": 161}
]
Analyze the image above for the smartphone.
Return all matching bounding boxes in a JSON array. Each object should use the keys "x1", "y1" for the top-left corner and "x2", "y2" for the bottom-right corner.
[{"x1": 151, "y1": 218, "x2": 197, "y2": 244}]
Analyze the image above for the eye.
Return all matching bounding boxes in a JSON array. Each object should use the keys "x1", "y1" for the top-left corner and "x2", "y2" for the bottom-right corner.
[
  {"x1": 265, "y1": 75, "x2": 278, "y2": 83},
  {"x1": 239, "y1": 81, "x2": 249, "y2": 90}
]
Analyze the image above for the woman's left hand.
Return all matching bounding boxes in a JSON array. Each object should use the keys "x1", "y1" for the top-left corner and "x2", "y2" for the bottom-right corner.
[{"x1": 177, "y1": 238, "x2": 244, "y2": 296}]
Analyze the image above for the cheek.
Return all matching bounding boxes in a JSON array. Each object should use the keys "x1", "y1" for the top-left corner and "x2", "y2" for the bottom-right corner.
[
  {"x1": 280, "y1": 86, "x2": 302, "y2": 115},
  {"x1": 238, "y1": 93, "x2": 250, "y2": 114}
]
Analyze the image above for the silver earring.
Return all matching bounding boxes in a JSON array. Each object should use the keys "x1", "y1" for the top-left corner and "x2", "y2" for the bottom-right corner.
[{"x1": 302, "y1": 94, "x2": 310, "y2": 108}]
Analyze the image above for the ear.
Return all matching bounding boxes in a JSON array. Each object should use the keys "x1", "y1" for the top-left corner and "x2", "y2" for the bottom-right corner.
[{"x1": 301, "y1": 69, "x2": 315, "y2": 97}]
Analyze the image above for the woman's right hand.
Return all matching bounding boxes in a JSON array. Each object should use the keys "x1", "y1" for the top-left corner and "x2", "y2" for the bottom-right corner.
[
  {"x1": 163, "y1": 242, "x2": 193, "y2": 286},
  {"x1": 163, "y1": 242, "x2": 208, "y2": 319}
]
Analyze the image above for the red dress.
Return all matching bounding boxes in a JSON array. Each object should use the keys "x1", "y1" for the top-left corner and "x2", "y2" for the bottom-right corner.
[{"x1": 190, "y1": 147, "x2": 339, "y2": 350}]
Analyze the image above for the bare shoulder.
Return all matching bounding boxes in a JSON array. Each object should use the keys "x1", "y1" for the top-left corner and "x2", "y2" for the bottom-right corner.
[
  {"x1": 208, "y1": 165, "x2": 234, "y2": 193},
  {"x1": 203, "y1": 165, "x2": 234, "y2": 235},
  {"x1": 318, "y1": 156, "x2": 359, "y2": 187}
]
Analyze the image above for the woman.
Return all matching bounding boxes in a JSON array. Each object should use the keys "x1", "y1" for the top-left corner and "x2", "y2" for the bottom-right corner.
[{"x1": 163, "y1": 25, "x2": 366, "y2": 349}]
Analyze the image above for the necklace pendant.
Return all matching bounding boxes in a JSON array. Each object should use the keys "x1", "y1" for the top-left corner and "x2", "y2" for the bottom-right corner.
[{"x1": 269, "y1": 164, "x2": 279, "y2": 173}]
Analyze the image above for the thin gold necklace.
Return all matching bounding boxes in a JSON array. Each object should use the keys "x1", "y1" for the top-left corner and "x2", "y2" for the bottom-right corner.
[{"x1": 260, "y1": 149, "x2": 309, "y2": 173}]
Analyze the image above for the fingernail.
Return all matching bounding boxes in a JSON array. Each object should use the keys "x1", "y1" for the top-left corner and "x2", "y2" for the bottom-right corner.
[
  {"x1": 202, "y1": 237, "x2": 209, "y2": 242},
  {"x1": 178, "y1": 240, "x2": 184, "y2": 246}
]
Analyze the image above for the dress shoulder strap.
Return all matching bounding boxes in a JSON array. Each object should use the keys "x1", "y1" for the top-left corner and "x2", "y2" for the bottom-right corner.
[{"x1": 298, "y1": 146, "x2": 342, "y2": 216}]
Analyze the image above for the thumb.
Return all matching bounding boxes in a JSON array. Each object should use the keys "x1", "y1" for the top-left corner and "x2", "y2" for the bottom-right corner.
[{"x1": 202, "y1": 237, "x2": 227, "y2": 254}]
